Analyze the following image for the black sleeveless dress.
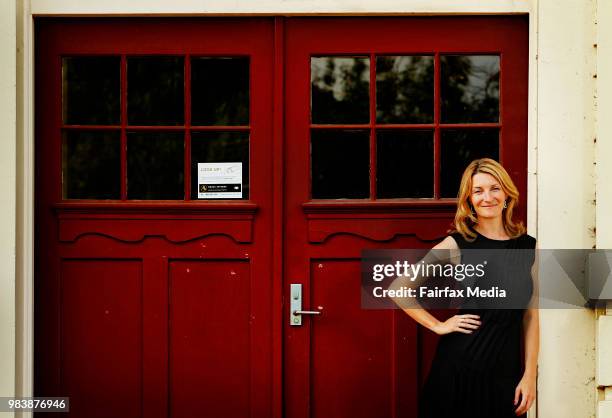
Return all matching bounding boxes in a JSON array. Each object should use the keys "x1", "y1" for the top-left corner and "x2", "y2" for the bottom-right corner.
[{"x1": 418, "y1": 230, "x2": 537, "y2": 418}]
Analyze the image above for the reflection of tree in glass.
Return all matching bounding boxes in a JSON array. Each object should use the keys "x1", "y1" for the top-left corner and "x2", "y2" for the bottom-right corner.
[
  {"x1": 440, "y1": 129, "x2": 499, "y2": 197},
  {"x1": 191, "y1": 58, "x2": 249, "y2": 126},
  {"x1": 311, "y1": 57, "x2": 370, "y2": 124},
  {"x1": 441, "y1": 55, "x2": 499, "y2": 123},
  {"x1": 376, "y1": 56, "x2": 434, "y2": 124},
  {"x1": 127, "y1": 57, "x2": 184, "y2": 125},
  {"x1": 63, "y1": 132, "x2": 120, "y2": 199},
  {"x1": 63, "y1": 57, "x2": 121, "y2": 125},
  {"x1": 127, "y1": 133, "x2": 184, "y2": 199}
]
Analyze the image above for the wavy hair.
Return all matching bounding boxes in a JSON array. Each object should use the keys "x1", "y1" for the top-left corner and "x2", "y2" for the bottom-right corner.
[{"x1": 451, "y1": 158, "x2": 525, "y2": 242}]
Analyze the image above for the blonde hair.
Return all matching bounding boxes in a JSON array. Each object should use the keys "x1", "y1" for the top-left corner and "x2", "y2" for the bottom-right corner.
[{"x1": 451, "y1": 158, "x2": 525, "y2": 242}]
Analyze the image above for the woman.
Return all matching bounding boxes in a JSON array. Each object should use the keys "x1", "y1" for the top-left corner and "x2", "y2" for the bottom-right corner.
[{"x1": 395, "y1": 158, "x2": 538, "y2": 418}]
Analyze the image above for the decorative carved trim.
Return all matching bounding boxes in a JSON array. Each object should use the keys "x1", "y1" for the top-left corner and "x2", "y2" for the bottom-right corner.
[
  {"x1": 54, "y1": 202, "x2": 258, "y2": 216},
  {"x1": 304, "y1": 204, "x2": 456, "y2": 243},
  {"x1": 55, "y1": 203, "x2": 258, "y2": 244}
]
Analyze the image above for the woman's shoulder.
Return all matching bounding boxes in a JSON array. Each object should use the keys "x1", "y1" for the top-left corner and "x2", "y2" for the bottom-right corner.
[
  {"x1": 517, "y1": 233, "x2": 537, "y2": 249},
  {"x1": 433, "y1": 234, "x2": 461, "y2": 250},
  {"x1": 447, "y1": 230, "x2": 473, "y2": 245}
]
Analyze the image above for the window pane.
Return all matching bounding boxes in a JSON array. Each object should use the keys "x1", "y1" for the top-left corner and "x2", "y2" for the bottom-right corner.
[
  {"x1": 62, "y1": 131, "x2": 120, "y2": 199},
  {"x1": 311, "y1": 57, "x2": 370, "y2": 124},
  {"x1": 440, "y1": 129, "x2": 499, "y2": 198},
  {"x1": 127, "y1": 132, "x2": 184, "y2": 199},
  {"x1": 441, "y1": 55, "x2": 500, "y2": 123},
  {"x1": 376, "y1": 56, "x2": 434, "y2": 124},
  {"x1": 62, "y1": 57, "x2": 120, "y2": 125},
  {"x1": 128, "y1": 57, "x2": 184, "y2": 125},
  {"x1": 191, "y1": 132, "x2": 249, "y2": 199},
  {"x1": 311, "y1": 130, "x2": 369, "y2": 199},
  {"x1": 191, "y1": 58, "x2": 249, "y2": 126},
  {"x1": 376, "y1": 131, "x2": 433, "y2": 198}
]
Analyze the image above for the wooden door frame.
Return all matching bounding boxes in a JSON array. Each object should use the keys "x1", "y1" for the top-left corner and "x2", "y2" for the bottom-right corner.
[{"x1": 29, "y1": 15, "x2": 529, "y2": 418}]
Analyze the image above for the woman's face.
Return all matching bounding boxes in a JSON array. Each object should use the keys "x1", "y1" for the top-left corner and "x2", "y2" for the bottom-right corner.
[{"x1": 469, "y1": 172, "x2": 507, "y2": 220}]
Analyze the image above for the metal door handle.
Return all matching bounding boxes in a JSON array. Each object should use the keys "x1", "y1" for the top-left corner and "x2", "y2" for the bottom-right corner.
[
  {"x1": 293, "y1": 310, "x2": 321, "y2": 315},
  {"x1": 290, "y1": 284, "x2": 323, "y2": 326}
]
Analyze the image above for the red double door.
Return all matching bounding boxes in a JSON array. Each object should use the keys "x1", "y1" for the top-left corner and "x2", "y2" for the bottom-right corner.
[{"x1": 35, "y1": 17, "x2": 528, "y2": 418}]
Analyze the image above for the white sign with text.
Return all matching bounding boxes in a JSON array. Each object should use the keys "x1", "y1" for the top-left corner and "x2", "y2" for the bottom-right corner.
[{"x1": 197, "y1": 162, "x2": 242, "y2": 199}]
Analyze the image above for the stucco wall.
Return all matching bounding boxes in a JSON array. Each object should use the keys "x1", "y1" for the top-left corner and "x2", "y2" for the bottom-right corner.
[{"x1": 7, "y1": 0, "x2": 610, "y2": 417}]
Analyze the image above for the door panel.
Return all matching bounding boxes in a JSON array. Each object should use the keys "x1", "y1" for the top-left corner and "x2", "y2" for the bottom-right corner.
[
  {"x1": 60, "y1": 260, "x2": 142, "y2": 418},
  {"x1": 310, "y1": 259, "x2": 392, "y2": 418},
  {"x1": 284, "y1": 16, "x2": 528, "y2": 418},
  {"x1": 35, "y1": 18, "x2": 274, "y2": 418},
  {"x1": 169, "y1": 260, "x2": 251, "y2": 418}
]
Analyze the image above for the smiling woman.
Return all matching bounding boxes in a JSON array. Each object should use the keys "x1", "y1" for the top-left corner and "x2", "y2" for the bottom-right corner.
[
  {"x1": 455, "y1": 158, "x2": 526, "y2": 242},
  {"x1": 390, "y1": 158, "x2": 538, "y2": 418}
]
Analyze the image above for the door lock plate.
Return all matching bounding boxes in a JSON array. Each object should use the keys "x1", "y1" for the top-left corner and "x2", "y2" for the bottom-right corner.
[{"x1": 290, "y1": 284, "x2": 302, "y2": 326}]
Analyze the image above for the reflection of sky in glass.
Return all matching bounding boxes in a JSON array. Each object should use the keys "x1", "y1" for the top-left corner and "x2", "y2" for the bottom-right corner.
[
  {"x1": 441, "y1": 55, "x2": 500, "y2": 123},
  {"x1": 381, "y1": 56, "x2": 431, "y2": 78},
  {"x1": 459, "y1": 56, "x2": 499, "y2": 104},
  {"x1": 311, "y1": 57, "x2": 370, "y2": 102},
  {"x1": 376, "y1": 56, "x2": 434, "y2": 123}
]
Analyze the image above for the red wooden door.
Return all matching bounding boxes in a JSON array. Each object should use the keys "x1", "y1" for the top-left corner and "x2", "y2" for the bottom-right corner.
[
  {"x1": 35, "y1": 19, "x2": 275, "y2": 418},
  {"x1": 35, "y1": 16, "x2": 528, "y2": 418},
  {"x1": 283, "y1": 17, "x2": 528, "y2": 418}
]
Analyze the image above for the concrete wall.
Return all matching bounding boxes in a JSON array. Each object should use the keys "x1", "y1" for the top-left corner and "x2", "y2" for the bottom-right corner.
[{"x1": 5, "y1": 0, "x2": 610, "y2": 417}]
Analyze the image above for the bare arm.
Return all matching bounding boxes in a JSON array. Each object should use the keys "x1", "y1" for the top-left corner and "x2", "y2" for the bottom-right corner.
[
  {"x1": 514, "y1": 242, "x2": 539, "y2": 415},
  {"x1": 523, "y1": 241, "x2": 540, "y2": 377},
  {"x1": 522, "y1": 307, "x2": 539, "y2": 378},
  {"x1": 388, "y1": 236, "x2": 481, "y2": 335}
]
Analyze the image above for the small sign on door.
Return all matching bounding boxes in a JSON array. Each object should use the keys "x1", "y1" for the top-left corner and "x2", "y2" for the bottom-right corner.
[{"x1": 197, "y1": 162, "x2": 242, "y2": 199}]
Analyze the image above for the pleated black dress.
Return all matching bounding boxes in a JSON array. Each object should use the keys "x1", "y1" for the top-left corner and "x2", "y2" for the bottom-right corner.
[{"x1": 418, "y1": 230, "x2": 537, "y2": 418}]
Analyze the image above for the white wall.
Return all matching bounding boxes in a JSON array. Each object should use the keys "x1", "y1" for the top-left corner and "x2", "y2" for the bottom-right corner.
[
  {"x1": 537, "y1": 1, "x2": 598, "y2": 417},
  {"x1": 597, "y1": 0, "x2": 612, "y2": 416},
  {"x1": 1, "y1": 0, "x2": 17, "y2": 418},
  {"x1": 10, "y1": 0, "x2": 609, "y2": 417},
  {"x1": 31, "y1": 0, "x2": 530, "y2": 14}
]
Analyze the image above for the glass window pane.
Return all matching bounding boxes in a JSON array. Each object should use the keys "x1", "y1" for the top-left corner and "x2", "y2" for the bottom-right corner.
[
  {"x1": 440, "y1": 129, "x2": 499, "y2": 198},
  {"x1": 128, "y1": 57, "x2": 184, "y2": 126},
  {"x1": 311, "y1": 130, "x2": 369, "y2": 199},
  {"x1": 311, "y1": 57, "x2": 370, "y2": 124},
  {"x1": 62, "y1": 57, "x2": 120, "y2": 125},
  {"x1": 191, "y1": 58, "x2": 249, "y2": 126},
  {"x1": 62, "y1": 131, "x2": 120, "y2": 199},
  {"x1": 191, "y1": 132, "x2": 249, "y2": 200},
  {"x1": 376, "y1": 56, "x2": 434, "y2": 124},
  {"x1": 376, "y1": 130, "x2": 433, "y2": 198},
  {"x1": 441, "y1": 55, "x2": 500, "y2": 123},
  {"x1": 127, "y1": 132, "x2": 184, "y2": 199}
]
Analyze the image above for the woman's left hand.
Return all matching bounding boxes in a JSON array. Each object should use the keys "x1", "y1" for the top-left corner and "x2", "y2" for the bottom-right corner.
[{"x1": 514, "y1": 373, "x2": 536, "y2": 416}]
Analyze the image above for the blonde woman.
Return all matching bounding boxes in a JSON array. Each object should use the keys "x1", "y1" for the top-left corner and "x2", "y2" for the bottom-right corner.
[{"x1": 396, "y1": 158, "x2": 538, "y2": 418}]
